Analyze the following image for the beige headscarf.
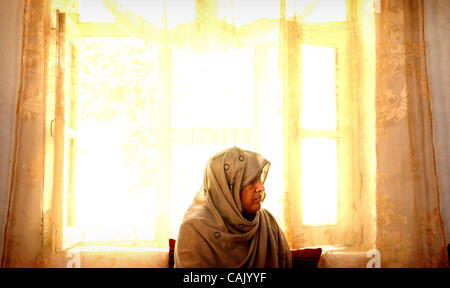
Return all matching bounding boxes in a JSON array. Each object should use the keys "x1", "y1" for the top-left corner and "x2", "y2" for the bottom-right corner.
[{"x1": 174, "y1": 147, "x2": 292, "y2": 268}]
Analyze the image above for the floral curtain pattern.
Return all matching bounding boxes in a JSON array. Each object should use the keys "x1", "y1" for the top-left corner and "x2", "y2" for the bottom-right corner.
[{"x1": 375, "y1": 0, "x2": 446, "y2": 267}]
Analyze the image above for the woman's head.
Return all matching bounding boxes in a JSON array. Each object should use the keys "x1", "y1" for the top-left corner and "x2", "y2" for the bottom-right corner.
[{"x1": 203, "y1": 147, "x2": 270, "y2": 221}]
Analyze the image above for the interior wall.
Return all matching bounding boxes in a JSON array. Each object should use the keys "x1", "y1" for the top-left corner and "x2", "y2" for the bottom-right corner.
[
  {"x1": 424, "y1": 0, "x2": 450, "y2": 244},
  {"x1": 0, "y1": 0, "x2": 24, "y2": 265}
]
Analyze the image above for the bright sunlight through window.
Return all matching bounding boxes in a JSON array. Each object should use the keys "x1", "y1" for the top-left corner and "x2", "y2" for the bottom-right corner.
[
  {"x1": 172, "y1": 47, "x2": 255, "y2": 128},
  {"x1": 301, "y1": 138, "x2": 338, "y2": 225},
  {"x1": 300, "y1": 43, "x2": 339, "y2": 225},
  {"x1": 80, "y1": 0, "x2": 197, "y2": 29},
  {"x1": 301, "y1": 44, "x2": 336, "y2": 130},
  {"x1": 286, "y1": 0, "x2": 347, "y2": 22},
  {"x1": 77, "y1": 37, "x2": 159, "y2": 241}
]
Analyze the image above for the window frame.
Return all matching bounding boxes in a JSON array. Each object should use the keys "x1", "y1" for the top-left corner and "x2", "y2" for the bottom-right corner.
[
  {"x1": 54, "y1": 11, "x2": 83, "y2": 251},
  {"x1": 283, "y1": 0, "x2": 359, "y2": 248}
]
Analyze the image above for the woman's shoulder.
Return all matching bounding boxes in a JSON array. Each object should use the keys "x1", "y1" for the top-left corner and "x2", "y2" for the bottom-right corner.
[
  {"x1": 180, "y1": 204, "x2": 221, "y2": 229},
  {"x1": 260, "y1": 208, "x2": 277, "y2": 222},
  {"x1": 259, "y1": 208, "x2": 284, "y2": 232}
]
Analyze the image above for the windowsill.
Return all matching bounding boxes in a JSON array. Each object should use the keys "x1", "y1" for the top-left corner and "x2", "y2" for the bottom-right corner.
[
  {"x1": 306, "y1": 245, "x2": 346, "y2": 251},
  {"x1": 64, "y1": 244, "x2": 170, "y2": 268},
  {"x1": 66, "y1": 245, "x2": 169, "y2": 253},
  {"x1": 64, "y1": 243, "x2": 371, "y2": 268},
  {"x1": 318, "y1": 246, "x2": 373, "y2": 268}
]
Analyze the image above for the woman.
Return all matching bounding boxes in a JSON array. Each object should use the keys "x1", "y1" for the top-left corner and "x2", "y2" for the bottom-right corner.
[{"x1": 174, "y1": 147, "x2": 292, "y2": 268}]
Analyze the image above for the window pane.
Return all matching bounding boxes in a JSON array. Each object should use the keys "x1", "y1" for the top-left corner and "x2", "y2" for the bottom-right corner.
[
  {"x1": 79, "y1": 0, "x2": 115, "y2": 22},
  {"x1": 172, "y1": 47, "x2": 255, "y2": 128},
  {"x1": 286, "y1": 0, "x2": 347, "y2": 22},
  {"x1": 301, "y1": 44, "x2": 336, "y2": 130},
  {"x1": 76, "y1": 38, "x2": 159, "y2": 241},
  {"x1": 301, "y1": 138, "x2": 338, "y2": 225},
  {"x1": 79, "y1": 0, "x2": 195, "y2": 29},
  {"x1": 229, "y1": 0, "x2": 280, "y2": 26}
]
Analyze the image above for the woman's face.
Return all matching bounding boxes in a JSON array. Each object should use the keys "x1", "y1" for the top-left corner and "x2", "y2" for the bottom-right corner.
[{"x1": 240, "y1": 176, "x2": 265, "y2": 215}]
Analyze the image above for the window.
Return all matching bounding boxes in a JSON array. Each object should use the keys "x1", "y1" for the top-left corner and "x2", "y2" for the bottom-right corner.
[
  {"x1": 284, "y1": 0, "x2": 357, "y2": 247},
  {"x1": 54, "y1": 0, "x2": 358, "y2": 250},
  {"x1": 56, "y1": 0, "x2": 284, "y2": 249}
]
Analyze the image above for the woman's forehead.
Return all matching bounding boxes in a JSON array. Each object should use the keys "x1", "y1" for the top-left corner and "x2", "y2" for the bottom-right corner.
[{"x1": 248, "y1": 172, "x2": 263, "y2": 186}]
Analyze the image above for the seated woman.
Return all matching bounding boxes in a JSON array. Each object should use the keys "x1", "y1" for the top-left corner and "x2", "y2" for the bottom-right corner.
[{"x1": 174, "y1": 147, "x2": 292, "y2": 268}]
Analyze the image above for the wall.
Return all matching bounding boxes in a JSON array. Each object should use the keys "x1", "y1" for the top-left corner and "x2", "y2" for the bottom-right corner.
[
  {"x1": 424, "y1": 0, "x2": 450, "y2": 243},
  {"x1": 0, "y1": 0, "x2": 25, "y2": 265}
]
